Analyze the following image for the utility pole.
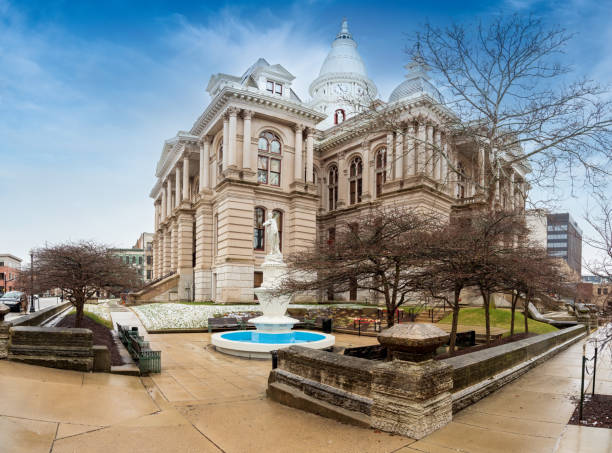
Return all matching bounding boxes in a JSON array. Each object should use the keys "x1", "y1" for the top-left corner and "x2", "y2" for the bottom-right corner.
[{"x1": 29, "y1": 252, "x2": 35, "y2": 313}]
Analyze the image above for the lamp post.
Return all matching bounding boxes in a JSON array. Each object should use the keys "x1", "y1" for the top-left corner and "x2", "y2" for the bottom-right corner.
[{"x1": 29, "y1": 252, "x2": 35, "y2": 313}]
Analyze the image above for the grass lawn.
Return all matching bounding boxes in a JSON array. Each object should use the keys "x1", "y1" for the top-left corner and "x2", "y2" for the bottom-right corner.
[
  {"x1": 67, "y1": 308, "x2": 113, "y2": 329},
  {"x1": 438, "y1": 307, "x2": 558, "y2": 335}
]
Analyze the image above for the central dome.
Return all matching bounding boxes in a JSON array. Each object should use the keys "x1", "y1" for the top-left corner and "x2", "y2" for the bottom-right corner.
[
  {"x1": 309, "y1": 19, "x2": 378, "y2": 130},
  {"x1": 318, "y1": 19, "x2": 367, "y2": 77}
]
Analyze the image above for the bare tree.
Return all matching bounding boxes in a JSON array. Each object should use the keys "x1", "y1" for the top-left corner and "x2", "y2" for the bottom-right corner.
[
  {"x1": 26, "y1": 241, "x2": 142, "y2": 327},
  {"x1": 409, "y1": 15, "x2": 612, "y2": 208},
  {"x1": 281, "y1": 208, "x2": 436, "y2": 327}
]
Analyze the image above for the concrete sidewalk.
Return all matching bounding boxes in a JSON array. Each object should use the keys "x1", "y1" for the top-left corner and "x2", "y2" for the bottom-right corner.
[{"x1": 0, "y1": 322, "x2": 610, "y2": 452}]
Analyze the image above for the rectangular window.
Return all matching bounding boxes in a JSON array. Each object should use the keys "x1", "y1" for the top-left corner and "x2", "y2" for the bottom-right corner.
[
  {"x1": 266, "y1": 80, "x2": 274, "y2": 93},
  {"x1": 139, "y1": 257, "x2": 143, "y2": 265},
  {"x1": 147, "y1": 270, "x2": 152, "y2": 279},
  {"x1": 547, "y1": 242, "x2": 567, "y2": 248},
  {"x1": 350, "y1": 180, "x2": 356, "y2": 205},
  {"x1": 547, "y1": 224, "x2": 568, "y2": 231},
  {"x1": 328, "y1": 228, "x2": 335, "y2": 247},
  {"x1": 548, "y1": 233, "x2": 567, "y2": 240},
  {"x1": 604, "y1": 288, "x2": 608, "y2": 295},
  {"x1": 270, "y1": 158, "x2": 281, "y2": 186},
  {"x1": 258, "y1": 156, "x2": 268, "y2": 184},
  {"x1": 147, "y1": 256, "x2": 153, "y2": 265},
  {"x1": 275, "y1": 83, "x2": 282, "y2": 95}
]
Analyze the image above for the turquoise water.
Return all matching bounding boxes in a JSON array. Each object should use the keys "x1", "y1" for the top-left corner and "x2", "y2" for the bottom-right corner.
[{"x1": 220, "y1": 331, "x2": 326, "y2": 344}]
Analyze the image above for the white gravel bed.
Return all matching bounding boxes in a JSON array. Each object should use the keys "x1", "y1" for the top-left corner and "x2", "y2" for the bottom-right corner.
[{"x1": 132, "y1": 303, "x2": 365, "y2": 331}]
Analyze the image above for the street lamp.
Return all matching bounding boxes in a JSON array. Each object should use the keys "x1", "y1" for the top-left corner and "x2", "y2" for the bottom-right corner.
[{"x1": 29, "y1": 252, "x2": 35, "y2": 313}]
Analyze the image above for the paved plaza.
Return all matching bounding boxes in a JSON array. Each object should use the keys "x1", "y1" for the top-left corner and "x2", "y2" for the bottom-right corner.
[{"x1": 0, "y1": 313, "x2": 610, "y2": 452}]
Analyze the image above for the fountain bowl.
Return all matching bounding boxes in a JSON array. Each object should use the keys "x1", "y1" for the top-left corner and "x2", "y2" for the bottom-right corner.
[{"x1": 211, "y1": 330, "x2": 335, "y2": 359}]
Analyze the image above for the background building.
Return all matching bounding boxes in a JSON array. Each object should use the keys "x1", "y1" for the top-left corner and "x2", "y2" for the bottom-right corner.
[
  {"x1": 526, "y1": 209, "x2": 548, "y2": 248},
  {"x1": 134, "y1": 233, "x2": 154, "y2": 281},
  {"x1": 0, "y1": 254, "x2": 22, "y2": 293},
  {"x1": 546, "y1": 213, "x2": 582, "y2": 275},
  {"x1": 110, "y1": 248, "x2": 145, "y2": 280}
]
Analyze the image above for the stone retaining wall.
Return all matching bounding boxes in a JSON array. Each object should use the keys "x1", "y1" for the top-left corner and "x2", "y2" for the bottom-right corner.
[
  {"x1": 268, "y1": 325, "x2": 587, "y2": 438},
  {"x1": 442, "y1": 324, "x2": 586, "y2": 393},
  {"x1": 11, "y1": 301, "x2": 72, "y2": 327},
  {"x1": 8, "y1": 326, "x2": 94, "y2": 372}
]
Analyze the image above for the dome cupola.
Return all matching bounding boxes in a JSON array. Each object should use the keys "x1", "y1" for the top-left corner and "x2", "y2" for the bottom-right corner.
[
  {"x1": 309, "y1": 19, "x2": 378, "y2": 130},
  {"x1": 388, "y1": 59, "x2": 443, "y2": 104}
]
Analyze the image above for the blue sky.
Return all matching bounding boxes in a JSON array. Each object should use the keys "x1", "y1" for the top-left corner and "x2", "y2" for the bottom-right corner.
[{"x1": 1, "y1": 0, "x2": 610, "y2": 270}]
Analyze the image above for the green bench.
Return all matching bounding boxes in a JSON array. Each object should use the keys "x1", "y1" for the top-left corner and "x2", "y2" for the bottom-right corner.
[{"x1": 116, "y1": 323, "x2": 161, "y2": 374}]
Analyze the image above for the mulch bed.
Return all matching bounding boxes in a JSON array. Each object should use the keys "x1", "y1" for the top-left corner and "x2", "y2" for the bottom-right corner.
[
  {"x1": 568, "y1": 394, "x2": 612, "y2": 429},
  {"x1": 435, "y1": 332, "x2": 537, "y2": 360},
  {"x1": 57, "y1": 314, "x2": 123, "y2": 366}
]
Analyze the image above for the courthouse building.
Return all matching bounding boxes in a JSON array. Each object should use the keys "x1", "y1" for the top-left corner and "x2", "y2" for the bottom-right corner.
[{"x1": 142, "y1": 20, "x2": 528, "y2": 303}]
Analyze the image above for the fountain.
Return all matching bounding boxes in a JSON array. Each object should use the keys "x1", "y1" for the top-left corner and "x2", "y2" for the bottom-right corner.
[{"x1": 211, "y1": 212, "x2": 335, "y2": 358}]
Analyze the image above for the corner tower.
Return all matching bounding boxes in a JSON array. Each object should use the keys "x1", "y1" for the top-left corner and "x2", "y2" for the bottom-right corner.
[{"x1": 309, "y1": 19, "x2": 377, "y2": 130}]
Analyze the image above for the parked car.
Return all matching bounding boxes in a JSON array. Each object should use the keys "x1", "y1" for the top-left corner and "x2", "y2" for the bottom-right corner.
[{"x1": 0, "y1": 291, "x2": 26, "y2": 312}]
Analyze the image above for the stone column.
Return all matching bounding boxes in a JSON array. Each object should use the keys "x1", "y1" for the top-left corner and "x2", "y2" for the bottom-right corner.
[
  {"x1": 479, "y1": 146, "x2": 485, "y2": 188},
  {"x1": 163, "y1": 228, "x2": 171, "y2": 275},
  {"x1": 426, "y1": 125, "x2": 434, "y2": 177},
  {"x1": 417, "y1": 123, "x2": 427, "y2": 174},
  {"x1": 386, "y1": 132, "x2": 394, "y2": 180},
  {"x1": 171, "y1": 222, "x2": 179, "y2": 271},
  {"x1": 177, "y1": 212, "x2": 194, "y2": 301},
  {"x1": 294, "y1": 124, "x2": 304, "y2": 181},
  {"x1": 175, "y1": 166, "x2": 181, "y2": 208},
  {"x1": 394, "y1": 130, "x2": 403, "y2": 180},
  {"x1": 166, "y1": 179, "x2": 172, "y2": 216},
  {"x1": 222, "y1": 114, "x2": 229, "y2": 171},
  {"x1": 337, "y1": 152, "x2": 347, "y2": 208},
  {"x1": 228, "y1": 107, "x2": 238, "y2": 167},
  {"x1": 183, "y1": 156, "x2": 190, "y2": 201},
  {"x1": 161, "y1": 188, "x2": 167, "y2": 220},
  {"x1": 362, "y1": 141, "x2": 371, "y2": 201},
  {"x1": 242, "y1": 110, "x2": 252, "y2": 170},
  {"x1": 306, "y1": 128, "x2": 314, "y2": 183},
  {"x1": 200, "y1": 137, "x2": 210, "y2": 191},
  {"x1": 442, "y1": 137, "x2": 449, "y2": 190},
  {"x1": 434, "y1": 129, "x2": 442, "y2": 181},
  {"x1": 406, "y1": 124, "x2": 415, "y2": 176}
]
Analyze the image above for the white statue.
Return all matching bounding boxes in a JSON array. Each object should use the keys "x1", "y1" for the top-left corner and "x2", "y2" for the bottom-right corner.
[{"x1": 263, "y1": 211, "x2": 281, "y2": 257}]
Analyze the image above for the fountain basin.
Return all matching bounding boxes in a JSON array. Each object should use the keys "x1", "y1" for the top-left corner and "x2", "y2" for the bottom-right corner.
[{"x1": 211, "y1": 330, "x2": 335, "y2": 359}]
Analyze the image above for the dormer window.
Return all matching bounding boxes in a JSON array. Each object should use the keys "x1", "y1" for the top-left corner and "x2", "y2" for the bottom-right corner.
[
  {"x1": 334, "y1": 109, "x2": 345, "y2": 125},
  {"x1": 266, "y1": 80, "x2": 283, "y2": 95}
]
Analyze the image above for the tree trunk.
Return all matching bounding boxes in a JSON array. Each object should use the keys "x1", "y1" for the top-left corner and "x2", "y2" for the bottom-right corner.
[
  {"x1": 386, "y1": 307, "x2": 396, "y2": 328},
  {"x1": 480, "y1": 288, "x2": 491, "y2": 344},
  {"x1": 449, "y1": 305, "x2": 460, "y2": 355},
  {"x1": 524, "y1": 299, "x2": 529, "y2": 334},
  {"x1": 510, "y1": 293, "x2": 518, "y2": 337},
  {"x1": 74, "y1": 300, "x2": 85, "y2": 328}
]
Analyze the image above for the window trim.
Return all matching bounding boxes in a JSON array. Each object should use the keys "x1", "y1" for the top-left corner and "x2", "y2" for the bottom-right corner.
[
  {"x1": 375, "y1": 147, "x2": 387, "y2": 198},
  {"x1": 254, "y1": 207, "x2": 266, "y2": 251},
  {"x1": 257, "y1": 131, "x2": 282, "y2": 187},
  {"x1": 328, "y1": 165, "x2": 339, "y2": 211},
  {"x1": 349, "y1": 156, "x2": 363, "y2": 205}
]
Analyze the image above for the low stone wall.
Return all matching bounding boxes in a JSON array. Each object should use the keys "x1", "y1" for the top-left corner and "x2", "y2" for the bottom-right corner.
[
  {"x1": 268, "y1": 325, "x2": 587, "y2": 438},
  {"x1": 8, "y1": 326, "x2": 94, "y2": 372},
  {"x1": 11, "y1": 301, "x2": 72, "y2": 327},
  {"x1": 269, "y1": 345, "x2": 452, "y2": 439},
  {"x1": 443, "y1": 325, "x2": 586, "y2": 393},
  {"x1": 443, "y1": 324, "x2": 586, "y2": 412}
]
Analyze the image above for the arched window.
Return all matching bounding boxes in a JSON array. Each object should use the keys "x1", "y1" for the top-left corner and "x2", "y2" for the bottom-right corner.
[
  {"x1": 272, "y1": 210, "x2": 283, "y2": 251},
  {"x1": 254, "y1": 207, "x2": 266, "y2": 250},
  {"x1": 328, "y1": 165, "x2": 338, "y2": 211},
  {"x1": 375, "y1": 148, "x2": 387, "y2": 197},
  {"x1": 218, "y1": 143, "x2": 223, "y2": 176},
  {"x1": 257, "y1": 131, "x2": 281, "y2": 186},
  {"x1": 349, "y1": 157, "x2": 363, "y2": 205},
  {"x1": 456, "y1": 162, "x2": 466, "y2": 199},
  {"x1": 334, "y1": 109, "x2": 346, "y2": 125}
]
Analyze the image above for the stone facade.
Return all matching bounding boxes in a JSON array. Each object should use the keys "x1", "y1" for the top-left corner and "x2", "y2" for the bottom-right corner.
[{"x1": 146, "y1": 20, "x2": 529, "y2": 303}]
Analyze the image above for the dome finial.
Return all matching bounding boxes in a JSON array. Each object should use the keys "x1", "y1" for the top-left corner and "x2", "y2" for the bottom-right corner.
[
  {"x1": 336, "y1": 18, "x2": 352, "y2": 40},
  {"x1": 404, "y1": 57, "x2": 431, "y2": 80}
]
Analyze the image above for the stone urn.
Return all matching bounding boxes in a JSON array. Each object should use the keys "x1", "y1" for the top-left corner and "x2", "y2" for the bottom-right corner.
[{"x1": 377, "y1": 323, "x2": 449, "y2": 361}]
